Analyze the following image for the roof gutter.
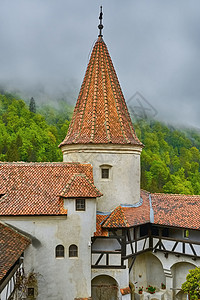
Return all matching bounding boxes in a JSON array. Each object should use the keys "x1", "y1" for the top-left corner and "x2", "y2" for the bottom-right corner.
[{"x1": 149, "y1": 194, "x2": 154, "y2": 223}]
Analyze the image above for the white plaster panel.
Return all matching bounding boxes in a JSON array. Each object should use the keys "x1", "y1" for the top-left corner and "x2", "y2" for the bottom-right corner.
[{"x1": 109, "y1": 254, "x2": 121, "y2": 265}]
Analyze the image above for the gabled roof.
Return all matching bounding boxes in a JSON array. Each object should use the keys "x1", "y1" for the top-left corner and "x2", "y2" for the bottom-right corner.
[
  {"x1": 95, "y1": 191, "x2": 200, "y2": 234},
  {"x1": 102, "y1": 190, "x2": 150, "y2": 229},
  {"x1": 0, "y1": 162, "x2": 98, "y2": 216},
  {"x1": 0, "y1": 222, "x2": 30, "y2": 280},
  {"x1": 59, "y1": 37, "x2": 142, "y2": 147},
  {"x1": 94, "y1": 213, "x2": 109, "y2": 237},
  {"x1": 58, "y1": 173, "x2": 102, "y2": 198}
]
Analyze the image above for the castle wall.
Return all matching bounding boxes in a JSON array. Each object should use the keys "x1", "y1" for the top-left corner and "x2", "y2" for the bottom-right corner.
[
  {"x1": 1, "y1": 198, "x2": 96, "y2": 300},
  {"x1": 62, "y1": 144, "x2": 142, "y2": 212}
]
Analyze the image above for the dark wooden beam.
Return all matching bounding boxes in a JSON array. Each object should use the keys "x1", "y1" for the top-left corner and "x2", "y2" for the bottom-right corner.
[
  {"x1": 95, "y1": 253, "x2": 104, "y2": 265},
  {"x1": 91, "y1": 265, "x2": 126, "y2": 269},
  {"x1": 129, "y1": 256, "x2": 136, "y2": 273}
]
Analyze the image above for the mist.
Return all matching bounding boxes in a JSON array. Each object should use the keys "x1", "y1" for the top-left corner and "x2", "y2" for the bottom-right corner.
[{"x1": 0, "y1": 0, "x2": 200, "y2": 127}]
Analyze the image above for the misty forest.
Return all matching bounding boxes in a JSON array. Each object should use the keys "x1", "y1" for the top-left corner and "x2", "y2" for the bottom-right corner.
[{"x1": 1, "y1": 92, "x2": 200, "y2": 195}]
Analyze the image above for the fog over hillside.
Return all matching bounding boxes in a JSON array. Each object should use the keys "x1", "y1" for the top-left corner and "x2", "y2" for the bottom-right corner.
[{"x1": 0, "y1": 1, "x2": 200, "y2": 128}]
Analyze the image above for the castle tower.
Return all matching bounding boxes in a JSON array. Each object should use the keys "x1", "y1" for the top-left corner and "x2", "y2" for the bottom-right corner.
[{"x1": 59, "y1": 9, "x2": 143, "y2": 212}]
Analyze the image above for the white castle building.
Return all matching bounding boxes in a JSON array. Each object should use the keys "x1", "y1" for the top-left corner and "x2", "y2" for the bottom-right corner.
[{"x1": 1, "y1": 8, "x2": 200, "y2": 300}]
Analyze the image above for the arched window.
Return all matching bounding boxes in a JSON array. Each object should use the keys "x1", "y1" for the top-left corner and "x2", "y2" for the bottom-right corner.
[
  {"x1": 69, "y1": 244, "x2": 78, "y2": 257},
  {"x1": 55, "y1": 245, "x2": 65, "y2": 258}
]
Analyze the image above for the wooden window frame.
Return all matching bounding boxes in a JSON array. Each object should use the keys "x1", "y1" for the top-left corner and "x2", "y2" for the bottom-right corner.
[
  {"x1": 76, "y1": 199, "x2": 85, "y2": 211},
  {"x1": 69, "y1": 244, "x2": 78, "y2": 258},
  {"x1": 55, "y1": 244, "x2": 65, "y2": 258}
]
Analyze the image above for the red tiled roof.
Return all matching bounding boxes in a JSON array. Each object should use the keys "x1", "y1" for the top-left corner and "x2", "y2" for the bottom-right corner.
[
  {"x1": 58, "y1": 173, "x2": 102, "y2": 198},
  {"x1": 0, "y1": 222, "x2": 30, "y2": 280},
  {"x1": 102, "y1": 206, "x2": 130, "y2": 228},
  {"x1": 59, "y1": 37, "x2": 142, "y2": 147},
  {"x1": 0, "y1": 162, "x2": 97, "y2": 216},
  {"x1": 152, "y1": 193, "x2": 200, "y2": 230},
  {"x1": 97, "y1": 191, "x2": 200, "y2": 230},
  {"x1": 102, "y1": 190, "x2": 150, "y2": 228},
  {"x1": 94, "y1": 213, "x2": 109, "y2": 236}
]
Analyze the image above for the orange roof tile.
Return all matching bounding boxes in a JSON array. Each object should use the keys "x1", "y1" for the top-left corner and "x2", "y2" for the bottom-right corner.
[
  {"x1": 0, "y1": 162, "x2": 97, "y2": 216},
  {"x1": 152, "y1": 193, "x2": 200, "y2": 230},
  {"x1": 97, "y1": 191, "x2": 200, "y2": 230},
  {"x1": 102, "y1": 190, "x2": 150, "y2": 228},
  {"x1": 102, "y1": 206, "x2": 130, "y2": 228},
  {"x1": 59, "y1": 37, "x2": 142, "y2": 147},
  {"x1": 0, "y1": 222, "x2": 30, "y2": 280},
  {"x1": 58, "y1": 173, "x2": 102, "y2": 198},
  {"x1": 94, "y1": 213, "x2": 109, "y2": 236}
]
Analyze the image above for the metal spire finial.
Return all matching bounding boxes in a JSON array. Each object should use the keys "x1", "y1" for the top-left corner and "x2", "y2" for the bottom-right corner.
[{"x1": 98, "y1": 6, "x2": 103, "y2": 37}]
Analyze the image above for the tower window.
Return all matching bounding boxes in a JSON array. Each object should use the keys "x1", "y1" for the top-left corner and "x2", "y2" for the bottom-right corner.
[
  {"x1": 76, "y1": 199, "x2": 85, "y2": 211},
  {"x1": 101, "y1": 168, "x2": 109, "y2": 179},
  {"x1": 100, "y1": 164, "x2": 112, "y2": 180},
  {"x1": 55, "y1": 245, "x2": 65, "y2": 258},
  {"x1": 69, "y1": 244, "x2": 78, "y2": 257}
]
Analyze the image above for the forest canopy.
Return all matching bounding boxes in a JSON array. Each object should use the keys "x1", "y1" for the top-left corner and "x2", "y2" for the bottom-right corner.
[{"x1": 1, "y1": 92, "x2": 200, "y2": 195}]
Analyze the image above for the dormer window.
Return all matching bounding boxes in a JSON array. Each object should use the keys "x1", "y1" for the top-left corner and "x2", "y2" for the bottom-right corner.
[
  {"x1": 76, "y1": 199, "x2": 85, "y2": 211},
  {"x1": 100, "y1": 165, "x2": 112, "y2": 180}
]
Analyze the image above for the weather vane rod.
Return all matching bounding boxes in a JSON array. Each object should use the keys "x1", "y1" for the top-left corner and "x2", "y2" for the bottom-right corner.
[{"x1": 98, "y1": 6, "x2": 103, "y2": 37}]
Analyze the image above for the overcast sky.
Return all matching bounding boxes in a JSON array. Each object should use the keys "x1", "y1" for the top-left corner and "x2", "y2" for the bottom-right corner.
[{"x1": 0, "y1": 1, "x2": 200, "y2": 127}]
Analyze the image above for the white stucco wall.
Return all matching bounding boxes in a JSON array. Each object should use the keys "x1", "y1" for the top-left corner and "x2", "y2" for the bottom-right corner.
[
  {"x1": 171, "y1": 262, "x2": 196, "y2": 291},
  {"x1": 61, "y1": 144, "x2": 142, "y2": 212},
  {"x1": 2, "y1": 198, "x2": 96, "y2": 300},
  {"x1": 130, "y1": 250, "x2": 200, "y2": 300},
  {"x1": 92, "y1": 267, "x2": 131, "y2": 300}
]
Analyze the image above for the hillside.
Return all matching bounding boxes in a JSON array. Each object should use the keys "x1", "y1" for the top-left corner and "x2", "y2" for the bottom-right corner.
[
  {"x1": 1, "y1": 93, "x2": 200, "y2": 195},
  {"x1": 134, "y1": 120, "x2": 200, "y2": 194},
  {"x1": 0, "y1": 93, "x2": 71, "y2": 162}
]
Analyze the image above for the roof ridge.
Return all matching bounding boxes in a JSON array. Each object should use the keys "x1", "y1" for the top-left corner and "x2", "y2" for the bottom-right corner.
[
  {"x1": 60, "y1": 173, "x2": 86, "y2": 195},
  {"x1": 100, "y1": 40, "x2": 111, "y2": 142},
  {"x1": 90, "y1": 41, "x2": 100, "y2": 142},
  {"x1": 103, "y1": 46, "x2": 130, "y2": 143},
  {"x1": 152, "y1": 192, "x2": 200, "y2": 197},
  {"x1": 119, "y1": 206, "x2": 130, "y2": 227},
  {"x1": 59, "y1": 172, "x2": 102, "y2": 198}
]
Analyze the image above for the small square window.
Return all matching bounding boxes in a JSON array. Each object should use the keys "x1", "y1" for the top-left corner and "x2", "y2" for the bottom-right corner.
[
  {"x1": 102, "y1": 168, "x2": 109, "y2": 179},
  {"x1": 76, "y1": 199, "x2": 85, "y2": 211}
]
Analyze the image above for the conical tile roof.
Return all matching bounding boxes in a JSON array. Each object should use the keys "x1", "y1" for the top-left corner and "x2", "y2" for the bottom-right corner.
[{"x1": 60, "y1": 36, "x2": 142, "y2": 147}]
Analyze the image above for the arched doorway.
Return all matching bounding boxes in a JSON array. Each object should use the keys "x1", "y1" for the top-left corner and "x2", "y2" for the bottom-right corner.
[
  {"x1": 171, "y1": 262, "x2": 196, "y2": 300},
  {"x1": 130, "y1": 253, "x2": 166, "y2": 289},
  {"x1": 91, "y1": 275, "x2": 119, "y2": 300}
]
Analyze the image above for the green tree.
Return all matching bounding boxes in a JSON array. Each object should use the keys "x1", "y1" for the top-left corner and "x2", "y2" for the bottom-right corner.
[
  {"x1": 182, "y1": 268, "x2": 200, "y2": 300},
  {"x1": 29, "y1": 97, "x2": 36, "y2": 113}
]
